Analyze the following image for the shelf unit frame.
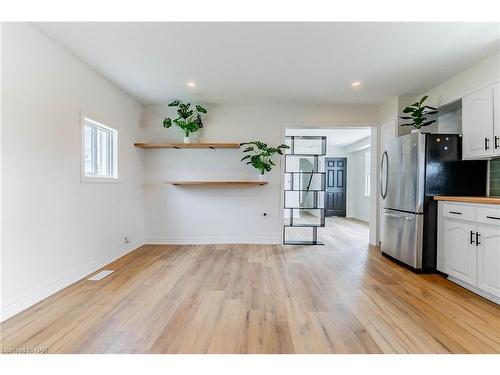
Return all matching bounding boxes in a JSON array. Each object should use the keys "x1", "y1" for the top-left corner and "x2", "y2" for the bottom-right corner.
[{"x1": 283, "y1": 136, "x2": 327, "y2": 246}]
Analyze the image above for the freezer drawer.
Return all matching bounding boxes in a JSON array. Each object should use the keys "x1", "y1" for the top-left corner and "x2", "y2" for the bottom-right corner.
[{"x1": 382, "y1": 209, "x2": 424, "y2": 269}]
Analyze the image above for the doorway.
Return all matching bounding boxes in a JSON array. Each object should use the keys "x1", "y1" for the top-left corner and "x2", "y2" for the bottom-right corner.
[
  {"x1": 283, "y1": 127, "x2": 373, "y2": 246},
  {"x1": 325, "y1": 157, "x2": 347, "y2": 217}
]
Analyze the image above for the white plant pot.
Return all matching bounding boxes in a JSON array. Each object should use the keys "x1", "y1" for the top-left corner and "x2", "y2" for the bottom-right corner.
[
  {"x1": 411, "y1": 128, "x2": 421, "y2": 134},
  {"x1": 183, "y1": 136, "x2": 191, "y2": 144},
  {"x1": 258, "y1": 173, "x2": 268, "y2": 182}
]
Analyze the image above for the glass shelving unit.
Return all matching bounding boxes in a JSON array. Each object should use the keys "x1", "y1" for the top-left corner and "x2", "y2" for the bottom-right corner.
[{"x1": 283, "y1": 136, "x2": 327, "y2": 245}]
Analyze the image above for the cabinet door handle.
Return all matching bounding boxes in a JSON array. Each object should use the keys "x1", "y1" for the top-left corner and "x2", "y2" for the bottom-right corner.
[
  {"x1": 470, "y1": 231, "x2": 475, "y2": 245},
  {"x1": 486, "y1": 216, "x2": 500, "y2": 220},
  {"x1": 485, "y1": 138, "x2": 490, "y2": 150},
  {"x1": 495, "y1": 136, "x2": 500, "y2": 150},
  {"x1": 476, "y1": 232, "x2": 481, "y2": 246},
  {"x1": 449, "y1": 211, "x2": 462, "y2": 215}
]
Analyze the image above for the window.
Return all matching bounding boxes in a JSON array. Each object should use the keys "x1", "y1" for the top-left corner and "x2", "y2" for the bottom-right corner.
[
  {"x1": 82, "y1": 117, "x2": 118, "y2": 181},
  {"x1": 364, "y1": 150, "x2": 371, "y2": 197}
]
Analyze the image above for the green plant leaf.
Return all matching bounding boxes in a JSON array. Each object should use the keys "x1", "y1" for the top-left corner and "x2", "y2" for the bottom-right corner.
[
  {"x1": 420, "y1": 120, "x2": 437, "y2": 127},
  {"x1": 243, "y1": 147, "x2": 254, "y2": 152},
  {"x1": 419, "y1": 95, "x2": 428, "y2": 104},
  {"x1": 163, "y1": 118, "x2": 172, "y2": 128},
  {"x1": 403, "y1": 107, "x2": 415, "y2": 113},
  {"x1": 241, "y1": 155, "x2": 251, "y2": 161},
  {"x1": 168, "y1": 100, "x2": 181, "y2": 106},
  {"x1": 196, "y1": 105, "x2": 207, "y2": 114}
]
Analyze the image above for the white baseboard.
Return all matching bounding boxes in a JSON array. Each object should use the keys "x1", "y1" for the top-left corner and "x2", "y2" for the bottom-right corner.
[
  {"x1": 448, "y1": 276, "x2": 499, "y2": 305},
  {"x1": 0, "y1": 239, "x2": 144, "y2": 322},
  {"x1": 347, "y1": 215, "x2": 369, "y2": 223},
  {"x1": 144, "y1": 236, "x2": 281, "y2": 245}
]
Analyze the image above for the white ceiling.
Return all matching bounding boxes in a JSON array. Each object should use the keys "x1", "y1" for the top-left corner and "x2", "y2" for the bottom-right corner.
[
  {"x1": 33, "y1": 22, "x2": 500, "y2": 106},
  {"x1": 286, "y1": 128, "x2": 371, "y2": 148}
]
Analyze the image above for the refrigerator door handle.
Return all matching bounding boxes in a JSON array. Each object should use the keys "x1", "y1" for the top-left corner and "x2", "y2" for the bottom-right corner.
[{"x1": 380, "y1": 151, "x2": 388, "y2": 199}]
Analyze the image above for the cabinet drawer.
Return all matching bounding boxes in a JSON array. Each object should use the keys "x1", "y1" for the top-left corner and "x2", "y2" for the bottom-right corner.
[
  {"x1": 477, "y1": 206, "x2": 500, "y2": 226},
  {"x1": 442, "y1": 203, "x2": 476, "y2": 222}
]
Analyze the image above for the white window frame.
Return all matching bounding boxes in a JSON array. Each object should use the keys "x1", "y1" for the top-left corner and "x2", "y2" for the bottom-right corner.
[
  {"x1": 81, "y1": 114, "x2": 119, "y2": 183},
  {"x1": 364, "y1": 150, "x2": 371, "y2": 197}
]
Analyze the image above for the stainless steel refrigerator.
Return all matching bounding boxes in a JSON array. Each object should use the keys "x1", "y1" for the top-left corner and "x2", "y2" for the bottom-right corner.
[{"x1": 380, "y1": 132, "x2": 487, "y2": 271}]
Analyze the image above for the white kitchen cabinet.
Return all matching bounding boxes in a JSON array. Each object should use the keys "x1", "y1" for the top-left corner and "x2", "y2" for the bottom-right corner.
[
  {"x1": 477, "y1": 224, "x2": 500, "y2": 298},
  {"x1": 462, "y1": 86, "x2": 494, "y2": 159},
  {"x1": 443, "y1": 219, "x2": 477, "y2": 285},
  {"x1": 494, "y1": 83, "x2": 500, "y2": 156},
  {"x1": 437, "y1": 201, "x2": 500, "y2": 304}
]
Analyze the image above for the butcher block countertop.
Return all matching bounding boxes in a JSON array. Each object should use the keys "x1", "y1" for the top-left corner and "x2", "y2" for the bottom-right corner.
[{"x1": 434, "y1": 196, "x2": 500, "y2": 205}]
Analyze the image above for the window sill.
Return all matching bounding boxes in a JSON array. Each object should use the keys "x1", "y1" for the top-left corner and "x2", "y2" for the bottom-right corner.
[{"x1": 81, "y1": 176, "x2": 120, "y2": 184}]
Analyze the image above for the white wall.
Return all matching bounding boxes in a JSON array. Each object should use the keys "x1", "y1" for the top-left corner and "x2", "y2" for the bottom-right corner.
[
  {"x1": 141, "y1": 104, "x2": 379, "y2": 245},
  {"x1": 397, "y1": 51, "x2": 500, "y2": 126},
  {"x1": 1, "y1": 23, "x2": 145, "y2": 321},
  {"x1": 346, "y1": 147, "x2": 371, "y2": 222},
  {"x1": 421, "y1": 51, "x2": 500, "y2": 108}
]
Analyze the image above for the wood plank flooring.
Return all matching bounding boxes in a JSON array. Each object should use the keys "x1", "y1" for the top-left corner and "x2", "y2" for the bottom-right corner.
[{"x1": 1, "y1": 218, "x2": 499, "y2": 353}]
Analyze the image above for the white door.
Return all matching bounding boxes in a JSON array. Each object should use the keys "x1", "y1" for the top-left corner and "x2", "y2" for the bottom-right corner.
[
  {"x1": 462, "y1": 86, "x2": 494, "y2": 159},
  {"x1": 493, "y1": 83, "x2": 500, "y2": 155},
  {"x1": 477, "y1": 224, "x2": 500, "y2": 298},
  {"x1": 443, "y1": 219, "x2": 477, "y2": 285}
]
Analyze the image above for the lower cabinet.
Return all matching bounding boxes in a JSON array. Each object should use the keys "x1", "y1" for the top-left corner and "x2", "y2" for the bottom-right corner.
[
  {"x1": 438, "y1": 202, "x2": 500, "y2": 304},
  {"x1": 477, "y1": 224, "x2": 500, "y2": 298},
  {"x1": 443, "y1": 219, "x2": 477, "y2": 285}
]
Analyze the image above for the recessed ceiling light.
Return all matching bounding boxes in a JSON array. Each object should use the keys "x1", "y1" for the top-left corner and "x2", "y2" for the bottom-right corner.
[
  {"x1": 187, "y1": 81, "x2": 196, "y2": 87},
  {"x1": 351, "y1": 81, "x2": 362, "y2": 87}
]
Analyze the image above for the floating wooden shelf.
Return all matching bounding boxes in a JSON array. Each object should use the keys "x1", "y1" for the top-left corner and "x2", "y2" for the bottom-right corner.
[
  {"x1": 134, "y1": 142, "x2": 240, "y2": 149},
  {"x1": 166, "y1": 181, "x2": 268, "y2": 186}
]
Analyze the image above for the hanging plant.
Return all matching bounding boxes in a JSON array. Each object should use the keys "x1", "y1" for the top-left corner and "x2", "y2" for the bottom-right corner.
[
  {"x1": 240, "y1": 141, "x2": 289, "y2": 175},
  {"x1": 163, "y1": 100, "x2": 207, "y2": 138},
  {"x1": 400, "y1": 95, "x2": 438, "y2": 129}
]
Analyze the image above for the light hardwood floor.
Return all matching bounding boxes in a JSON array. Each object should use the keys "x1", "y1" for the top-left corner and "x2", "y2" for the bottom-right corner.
[{"x1": 1, "y1": 218, "x2": 499, "y2": 353}]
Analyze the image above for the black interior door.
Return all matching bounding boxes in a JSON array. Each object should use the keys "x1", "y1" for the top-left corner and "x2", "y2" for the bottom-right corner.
[{"x1": 325, "y1": 157, "x2": 347, "y2": 217}]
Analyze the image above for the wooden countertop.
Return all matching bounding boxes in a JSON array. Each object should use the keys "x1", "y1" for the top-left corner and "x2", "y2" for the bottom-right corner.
[{"x1": 434, "y1": 196, "x2": 500, "y2": 205}]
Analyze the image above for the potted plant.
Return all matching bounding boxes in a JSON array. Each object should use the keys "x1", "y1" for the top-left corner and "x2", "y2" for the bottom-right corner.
[
  {"x1": 400, "y1": 95, "x2": 438, "y2": 133},
  {"x1": 163, "y1": 100, "x2": 207, "y2": 143},
  {"x1": 240, "y1": 141, "x2": 289, "y2": 181}
]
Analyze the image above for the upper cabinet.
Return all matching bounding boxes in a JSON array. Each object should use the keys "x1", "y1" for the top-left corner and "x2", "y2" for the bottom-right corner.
[
  {"x1": 462, "y1": 83, "x2": 500, "y2": 159},
  {"x1": 494, "y1": 83, "x2": 500, "y2": 153}
]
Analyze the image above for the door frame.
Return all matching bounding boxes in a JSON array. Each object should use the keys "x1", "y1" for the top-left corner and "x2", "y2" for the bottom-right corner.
[
  {"x1": 324, "y1": 157, "x2": 347, "y2": 217},
  {"x1": 280, "y1": 124, "x2": 378, "y2": 246}
]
